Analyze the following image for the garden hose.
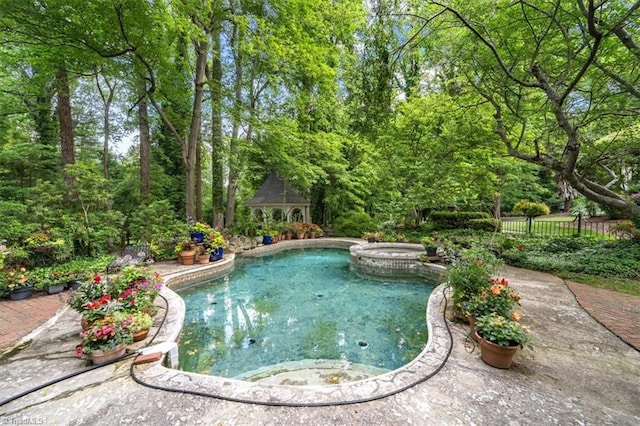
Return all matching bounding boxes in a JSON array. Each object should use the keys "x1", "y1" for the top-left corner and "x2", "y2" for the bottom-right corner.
[
  {"x1": 127, "y1": 288, "x2": 455, "y2": 407},
  {"x1": 1, "y1": 287, "x2": 454, "y2": 409},
  {"x1": 0, "y1": 291, "x2": 170, "y2": 409}
]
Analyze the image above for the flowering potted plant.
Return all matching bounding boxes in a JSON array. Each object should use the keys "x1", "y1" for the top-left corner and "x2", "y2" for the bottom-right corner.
[
  {"x1": 110, "y1": 266, "x2": 163, "y2": 315},
  {"x1": 289, "y1": 222, "x2": 307, "y2": 239},
  {"x1": 0, "y1": 268, "x2": 32, "y2": 300},
  {"x1": 474, "y1": 312, "x2": 533, "y2": 369},
  {"x1": 76, "y1": 315, "x2": 133, "y2": 364},
  {"x1": 463, "y1": 277, "x2": 521, "y2": 336},
  {"x1": 444, "y1": 247, "x2": 501, "y2": 315},
  {"x1": 115, "y1": 311, "x2": 153, "y2": 342}
]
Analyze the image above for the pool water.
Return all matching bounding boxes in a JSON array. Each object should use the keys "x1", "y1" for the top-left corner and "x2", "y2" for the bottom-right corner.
[{"x1": 177, "y1": 248, "x2": 436, "y2": 379}]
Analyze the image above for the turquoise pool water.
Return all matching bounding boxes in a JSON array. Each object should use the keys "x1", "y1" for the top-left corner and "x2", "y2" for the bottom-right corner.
[{"x1": 177, "y1": 248, "x2": 436, "y2": 379}]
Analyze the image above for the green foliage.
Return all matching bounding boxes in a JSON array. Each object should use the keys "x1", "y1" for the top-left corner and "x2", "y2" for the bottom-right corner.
[
  {"x1": 468, "y1": 218, "x2": 501, "y2": 232},
  {"x1": 445, "y1": 247, "x2": 503, "y2": 310},
  {"x1": 475, "y1": 313, "x2": 533, "y2": 349},
  {"x1": 332, "y1": 211, "x2": 376, "y2": 237},
  {"x1": 429, "y1": 211, "x2": 491, "y2": 230},
  {"x1": 512, "y1": 200, "x2": 551, "y2": 217},
  {"x1": 464, "y1": 279, "x2": 519, "y2": 318},
  {"x1": 0, "y1": 201, "x2": 31, "y2": 244},
  {"x1": 128, "y1": 200, "x2": 187, "y2": 260}
]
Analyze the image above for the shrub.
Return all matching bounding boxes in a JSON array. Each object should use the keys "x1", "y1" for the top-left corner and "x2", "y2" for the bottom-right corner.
[
  {"x1": 333, "y1": 211, "x2": 376, "y2": 237},
  {"x1": 468, "y1": 218, "x2": 502, "y2": 232},
  {"x1": 512, "y1": 200, "x2": 550, "y2": 217},
  {"x1": 429, "y1": 211, "x2": 491, "y2": 230},
  {"x1": 609, "y1": 220, "x2": 640, "y2": 240}
]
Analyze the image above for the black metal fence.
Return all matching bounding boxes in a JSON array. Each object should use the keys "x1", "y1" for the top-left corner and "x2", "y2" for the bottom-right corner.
[{"x1": 500, "y1": 213, "x2": 619, "y2": 238}]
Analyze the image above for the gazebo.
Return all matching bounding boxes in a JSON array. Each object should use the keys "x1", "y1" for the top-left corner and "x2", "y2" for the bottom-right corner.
[{"x1": 246, "y1": 173, "x2": 310, "y2": 223}]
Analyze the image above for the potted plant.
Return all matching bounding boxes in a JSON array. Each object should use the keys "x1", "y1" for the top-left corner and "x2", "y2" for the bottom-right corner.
[
  {"x1": 76, "y1": 315, "x2": 134, "y2": 364},
  {"x1": 175, "y1": 240, "x2": 197, "y2": 265},
  {"x1": 109, "y1": 266, "x2": 163, "y2": 316},
  {"x1": 444, "y1": 247, "x2": 502, "y2": 317},
  {"x1": 262, "y1": 228, "x2": 274, "y2": 245},
  {"x1": 191, "y1": 222, "x2": 214, "y2": 244},
  {"x1": 463, "y1": 277, "x2": 521, "y2": 337},
  {"x1": 116, "y1": 311, "x2": 153, "y2": 342},
  {"x1": 206, "y1": 231, "x2": 226, "y2": 261},
  {"x1": 290, "y1": 222, "x2": 306, "y2": 239},
  {"x1": 306, "y1": 223, "x2": 322, "y2": 238},
  {"x1": 474, "y1": 312, "x2": 533, "y2": 369},
  {"x1": 42, "y1": 269, "x2": 68, "y2": 295},
  {"x1": 197, "y1": 245, "x2": 211, "y2": 264},
  {"x1": 0, "y1": 267, "x2": 32, "y2": 300},
  {"x1": 421, "y1": 237, "x2": 439, "y2": 257}
]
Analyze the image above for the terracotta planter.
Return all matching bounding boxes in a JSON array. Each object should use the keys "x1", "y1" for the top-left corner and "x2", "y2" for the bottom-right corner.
[
  {"x1": 89, "y1": 344, "x2": 127, "y2": 365},
  {"x1": 285, "y1": 232, "x2": 292, "y2": 240},
  {"x1": 180, "y1": 250, "x2": 196, "y2": 265},
  {"x1": 198, "y1": 254, "x2": 211, "y2": 264},
  {"x1": 296, "y1": 231, "x2": 305, "y2": 239},
  {"x1": 475, "y1": 332, "x2": 519, "y2": 369},
  {"x1": 132, "y1": 328, "x2": 150, "y2": 342}
]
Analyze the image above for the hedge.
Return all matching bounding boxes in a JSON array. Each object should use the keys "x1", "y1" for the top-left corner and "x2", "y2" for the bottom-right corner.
[{"x1": 429, "y1": 211, "x2": 491, "y2": 230}]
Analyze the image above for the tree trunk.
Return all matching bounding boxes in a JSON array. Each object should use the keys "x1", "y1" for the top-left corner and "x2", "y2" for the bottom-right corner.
[
  {"x1": 56, "y1": 65, "x2": 75, "y2": 184},
  {"x1": 138, "y1": 77, "x2": 151, "y2": 199},
  {"x1": 210, "y1": 20, "x2": 225, "y2": 230},
  {"x1": 195, "y1": 134, "x2": 203, "y2": 222},
  {"x1": 226, "y1": 17, "x2": 243, "y2": 228},
  {"x1": 493, "y1": 194, "x2": 501, "y2": 219},
  {"x1": 185, "y1": 40, "x2": 208, "y2": 221},
  {"x1": 96, "y1": 73, "x2": 115, "y2": 181}
]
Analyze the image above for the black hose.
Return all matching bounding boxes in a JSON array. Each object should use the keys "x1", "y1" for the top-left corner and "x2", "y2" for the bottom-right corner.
[
  {"x1": 0, "y1": 352, "x2": 136, "y2": 407},
  {"x1": 2, "y1": 285, "x2": 454, "y2": 409},
  {"x1": 0, "y1": 290, "x2": 171, "y2": 408},
  {"x1": 128, "y1": 287, "x2": 455, "y2": 407}
]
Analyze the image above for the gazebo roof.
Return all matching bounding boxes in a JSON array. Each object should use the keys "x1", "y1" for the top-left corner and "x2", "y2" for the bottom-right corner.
[{"x1": 246, "y1": 173, "x2": 309, "y2": 207}]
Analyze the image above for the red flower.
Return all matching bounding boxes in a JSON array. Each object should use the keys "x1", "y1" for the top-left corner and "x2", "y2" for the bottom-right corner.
[
  {"x1": 93, "y1": 275, "x2": 102, "y2": 284},
  {"x1": 76, "y1": 346, "x2": 83, "y2": 356}
]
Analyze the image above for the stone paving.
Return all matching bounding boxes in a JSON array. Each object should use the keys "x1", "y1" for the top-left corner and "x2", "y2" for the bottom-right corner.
[
  {"x1": 1, "y1": 242, "x2": 639, "y2": 424},
  {"x1": 565, "y1": 281, "x2": 640, "y2": 351},
  {"x1": 0, "y1": 292, "x2": 70, "y2": 352}
]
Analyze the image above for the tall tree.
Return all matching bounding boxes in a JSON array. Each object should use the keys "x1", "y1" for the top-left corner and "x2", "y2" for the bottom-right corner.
[{"x1": 424, "y1": 0, "x2": 640, "y2": 218}]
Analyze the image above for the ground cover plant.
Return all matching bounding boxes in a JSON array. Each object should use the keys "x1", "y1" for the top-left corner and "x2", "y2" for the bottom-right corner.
[{"x1": 424, "y1": 230, "x2": 640, "y2": 297}]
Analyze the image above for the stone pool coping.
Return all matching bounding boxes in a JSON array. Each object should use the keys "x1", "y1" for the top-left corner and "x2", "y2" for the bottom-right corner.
[{"x1": 136, "y1": 238, "x2": 452, "y2": 405}]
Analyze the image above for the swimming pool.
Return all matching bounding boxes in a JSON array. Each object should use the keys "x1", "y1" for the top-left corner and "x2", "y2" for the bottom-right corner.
[{"x1": 177, "y1": 248, "x2": 437, "y2": 382}]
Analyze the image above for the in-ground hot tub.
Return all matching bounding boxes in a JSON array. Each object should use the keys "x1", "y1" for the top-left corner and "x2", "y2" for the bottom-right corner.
[{"x1": 350, "y1": 242, "x2": 428, "y2": 276}]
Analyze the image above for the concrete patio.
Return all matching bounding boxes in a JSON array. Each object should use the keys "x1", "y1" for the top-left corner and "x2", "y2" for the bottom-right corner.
[{"x1": 1, "y1": 241, "x2": 639, "y2": 425}]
